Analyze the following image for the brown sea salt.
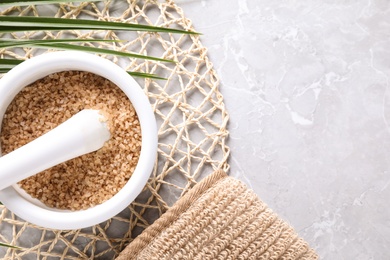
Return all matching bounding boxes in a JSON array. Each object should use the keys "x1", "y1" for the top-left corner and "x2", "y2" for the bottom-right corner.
[{"x1": 0, "y1": 71, "x2": 142, "y2": 210}]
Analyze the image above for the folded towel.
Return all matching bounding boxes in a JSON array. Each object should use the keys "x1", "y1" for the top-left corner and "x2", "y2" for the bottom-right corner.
[{"x1": 116, "y1": 170, "x2": 318, "y2": 259}]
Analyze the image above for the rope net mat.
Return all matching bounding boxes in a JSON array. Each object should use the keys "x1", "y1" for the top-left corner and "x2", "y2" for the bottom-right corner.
[{"x1": 0, "y1": 0, "x2": 230, "y2": 259}]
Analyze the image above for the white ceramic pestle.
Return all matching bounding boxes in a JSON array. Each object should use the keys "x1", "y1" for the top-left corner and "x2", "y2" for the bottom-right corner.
[{"x1": 0, "y1": 109, "x2": 110, "y2": 191}]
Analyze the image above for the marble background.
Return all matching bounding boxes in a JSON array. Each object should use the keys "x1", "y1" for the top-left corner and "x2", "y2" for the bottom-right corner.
[{"x1": 178, "y1": 0, "x2": 390, "y2": 259}]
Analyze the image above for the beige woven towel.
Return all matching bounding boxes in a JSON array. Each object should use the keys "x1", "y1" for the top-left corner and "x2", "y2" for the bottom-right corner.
[{"x1": 116, "y1": 170, "x2": 318, "y2": 260}]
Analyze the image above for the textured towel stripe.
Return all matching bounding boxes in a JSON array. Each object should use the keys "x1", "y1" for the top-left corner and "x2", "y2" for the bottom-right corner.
[
  {"x1": 216, "y1": 206, "x2": 268, "y2": 260},
  {"x1": 192, "y1": 194, "x2": 263, "y2": 259},
  {"x1": 281, "y1": 236, "x2": 314, "y2": 259},
  {"x1": 143, "y1": 176, "x2": 247, "y2": 258},
  {"x1": 173, "y1": 178, "x2": 247, "y2": 254},
  {"x1": 300, "y1": 248, "x2": 319, "y2": 259},
  {"x1": 187, "y1": 182, "x2": 258, "y2": 258},
  {"x1": 116, "y1": 170, "x2": 227, "y2": 260},
  {"x1": 267, "y1": 225, "x2": 298, "y2": 258},
  {"x1": 249, "y1": 221, "x2": 294, "y2": 259}
]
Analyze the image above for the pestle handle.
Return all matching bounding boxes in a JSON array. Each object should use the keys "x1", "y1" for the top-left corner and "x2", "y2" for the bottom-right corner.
[{"x1": 0, "y1": 109, "x2": 111, "y2": 191}]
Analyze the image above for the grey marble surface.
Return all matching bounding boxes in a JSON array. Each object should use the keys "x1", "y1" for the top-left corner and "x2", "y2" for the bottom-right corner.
[{"x1": 178, "y1": 0, "x2": 390, "y2": 259}]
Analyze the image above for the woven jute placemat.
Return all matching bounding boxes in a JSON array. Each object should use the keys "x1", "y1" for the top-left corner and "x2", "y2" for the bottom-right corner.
[
  {"x1": 0, "y1": 1, "x2": 229, "y2": 259},
  {"x1": 117, "y1": 170, "x2": 318, "y2": 259}
]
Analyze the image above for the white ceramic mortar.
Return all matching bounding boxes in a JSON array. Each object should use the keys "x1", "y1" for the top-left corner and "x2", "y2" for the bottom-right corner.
[{"x1": 0, "y1": 51, "x2": 157, "y2": 230}]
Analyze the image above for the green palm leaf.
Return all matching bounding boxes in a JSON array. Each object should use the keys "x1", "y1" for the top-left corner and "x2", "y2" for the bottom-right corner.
[
  {"x1": 0, "y1": 59, "x2": 166, "y2": 79},
  {"x1": 0, "y1": 242, "x2": 20, "y2": 249},
  {"x1": 28, "y1": 43, "x2": 173, "y2": 62},
  {"x1": 0, "y1": 16, "x2": 198, "y2": 35},
  {"x1": 127, "y1": 72, "x2": 166, "y2": 80},
  {"x1": 0, "y1": 58, "x2": 22, "y2": 66},
  {"x1": 0, "y1": 39, "x2": 173, "y2": 63},
  {"x1": 0, "y1": 38, "x2": 120, "y2": 48},
  {"x1": 0, "y1": 0, "x2": 100, "y2": 6}
]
